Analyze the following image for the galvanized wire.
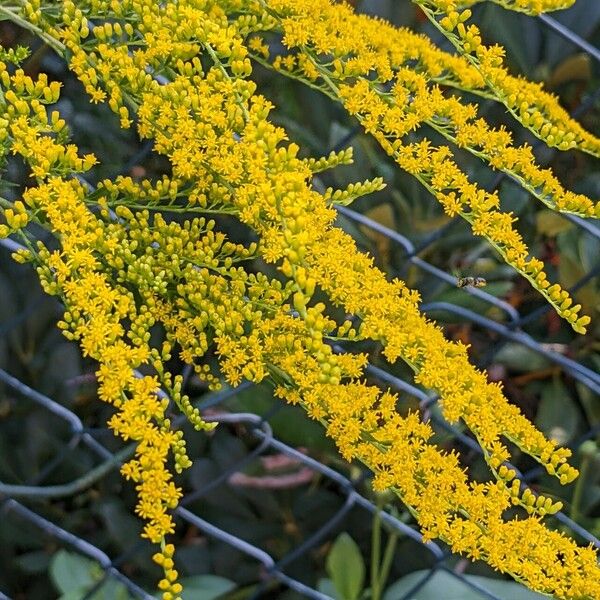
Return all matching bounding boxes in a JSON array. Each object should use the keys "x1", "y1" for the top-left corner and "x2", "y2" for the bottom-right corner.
[{"x1": 1, "y1": 5, "x2": 600, "y2": 600}]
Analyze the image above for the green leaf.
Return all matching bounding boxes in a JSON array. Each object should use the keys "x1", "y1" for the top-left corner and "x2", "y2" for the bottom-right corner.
[
  {"x1": 383, "y1": 570, "x2": 546, "y2": 600},
  {"x1": 50, "y1": 550, "x2": 98, "y2": 594},
  {"x1": 493, "y1": 344, "x2": 550, "y2": 373},
  {"x1": 317, "y1": 578, "x2": 338, "y2": 598},
  {"x1": 94, "y1": 499, "x2": 143, "y2": 551},
  {"x1": 479, "y1": 5, "x2": 533, "y2": 75},
  {"x1": 535, "y1": 379, "x2": 581, "y2": 445},
  {"x1": 92, "y1": 578, "x2": 137, "y2": 600},
  {"x1": 57, "y1": 578, "x2": 134, "y2": 600},
  {"x1": 326, "y1": 533, "x2": 365, "y2": 600},
  {"x1": 50, "y1": 550, "x2": 131, "y2": 600},
  {"x1": 431, "y1": 282, "x2": 513, "y2": 315},
  {"x1": 577, "y1": 378, "x2": 600, "y2": 426},
  {"x1": 58, "y1": 587, "x2": 95, "y2": 600},
  {"x1": 13, "y1": 550, "x2": 50, "y2": 574},
  {"x1": 179, "y1": 575, "x2": 236, "y2": 600}
]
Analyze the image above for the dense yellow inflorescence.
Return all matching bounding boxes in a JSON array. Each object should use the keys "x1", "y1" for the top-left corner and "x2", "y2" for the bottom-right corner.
[
  {"x1": 415, "y1": 0, "x2": 600, "y2": 155},
  {"x1": 250, "y1": 0, "x2": 596, "y2": 333},
  {"x1": 0, "y1": 0, "x2": 598, "y2": 598},
  {"x1": 453, "y1": 0, "x2": 576, "y2": 14}
]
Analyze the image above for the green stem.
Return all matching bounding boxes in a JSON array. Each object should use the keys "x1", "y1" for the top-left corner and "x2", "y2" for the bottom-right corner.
[
  {"x1": 0, "y1": 445, "x2": 134, "y2": 498},
  {"x1": 250, "y1": 52, "x2": 338, "y2": 101},
  {"x1": 204, "y1": 42, "x2": 251, "y2": 122},
  {"x1": 377, "y1": 525, "x2": 399, "y2": 595},
  {"x1": 371, "y1": 500, "x2": 383, "y2": 600},
  {"x1": 570, "y1": 452, "x2": 592, "y2": 523},
  {"x1": 86, "y1": 199, "x2": 239, "y2": 215},
  {"x1": 0, "y1": 6, "x2": 65, "y2": 54}
]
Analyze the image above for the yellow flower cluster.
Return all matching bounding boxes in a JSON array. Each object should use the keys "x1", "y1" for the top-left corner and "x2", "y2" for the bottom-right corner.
[
  {"x1": 252, "y1": 0, "x2": 594, "y2": 333},
  {"x1": 258, "y1": 0, "x2": 595, "y2": 160},
  {"x1": 113, "y1": 40, "x2": 580, "y2": 488},
  {"x1": 455, "y1": 0, "x2": 576, "y2": 14},
  {"x1": 26, "y1": 176, "x2": 190, "y2": 547},
  {"x1": 1, "y1": 0, "x2": 598, "y2": 598},
  {"x1": 277, "y1": 373, "x2": 598, "y2": 598},
  {"x1": 416, "y1": 0, "x2": 600, "y2": 157},
  {"x1": 0, "y1": 54, "x2": 222, "y2": 596},
  {"x1": 153, "y1": 544, "x2": 182, "y2": 600}
]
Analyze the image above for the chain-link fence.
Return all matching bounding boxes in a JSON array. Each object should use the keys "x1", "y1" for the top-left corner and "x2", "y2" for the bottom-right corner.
[{"x1": 1, "y1": 5, "x2": 600, "y2": 600}]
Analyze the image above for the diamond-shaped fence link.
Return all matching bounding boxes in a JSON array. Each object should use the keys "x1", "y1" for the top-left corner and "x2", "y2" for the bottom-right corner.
[{"x1": 1, "y1": 7, "x2": 600, "y2": 600}]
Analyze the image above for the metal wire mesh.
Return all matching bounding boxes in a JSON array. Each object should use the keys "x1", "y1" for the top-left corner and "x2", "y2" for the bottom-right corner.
[{"x1": 1, "y1": 5, "x2": 600, "y2": 600}]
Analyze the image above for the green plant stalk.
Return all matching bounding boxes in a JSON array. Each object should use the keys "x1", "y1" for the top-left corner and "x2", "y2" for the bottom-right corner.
[
  {"x1": 0, "y1": 5, "x2": 65, "y2": 54},
  {"x1": 378, "y1": 526, "x2": 399, "y2": 596},
  {"x1": 371, "y1": 501, "x2": 383, "y2": 600},
  {"x1": 570, "y1": 451, "x2": 592, "y2": 524},
  {"x1": 0, "y1": 445, "x2": 134, "y2": 498}
]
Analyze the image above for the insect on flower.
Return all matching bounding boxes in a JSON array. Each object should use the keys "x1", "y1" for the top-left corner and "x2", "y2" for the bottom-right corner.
[{"x1": 457, "y1": 276, "x2": 487, "y2": 288}]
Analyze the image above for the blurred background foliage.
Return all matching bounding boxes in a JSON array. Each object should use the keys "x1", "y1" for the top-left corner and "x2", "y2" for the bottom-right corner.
[{"x1": 1, "y1": 0, "x2": 600, "y2": 598}]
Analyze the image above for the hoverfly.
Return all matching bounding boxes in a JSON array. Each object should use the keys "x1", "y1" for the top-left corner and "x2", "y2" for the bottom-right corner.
[{"x1": 456, "y1": 276, "x2": 487, "y2": 288}]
